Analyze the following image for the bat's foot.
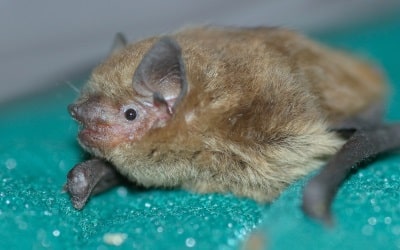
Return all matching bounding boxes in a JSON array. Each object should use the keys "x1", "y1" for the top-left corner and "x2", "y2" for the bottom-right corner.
[
  {"x1": 64, "y1": 163, "x2": 93, "y2": 210},
  {"x1": 64, "y1": 159, "x2": 123, "y2": 210},
  {"x1": 302, "y1": 124, "x2": 400, "y2": 225},
  {"x1": 302, "y1": 178, "x2": 334, "y2": 226}
]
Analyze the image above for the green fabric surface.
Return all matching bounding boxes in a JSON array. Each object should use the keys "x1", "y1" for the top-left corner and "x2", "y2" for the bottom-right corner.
[{"x1": 1, "y1": 17, "x2": 399, "y2": 249}]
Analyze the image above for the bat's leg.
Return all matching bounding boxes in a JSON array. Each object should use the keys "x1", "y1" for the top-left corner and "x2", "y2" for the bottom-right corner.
[
  {"x1": 64, "y1": 159, "x2": 123, "y2": 210},
  {"x1": 302, "y1": 124, "x2": 400, "y2": 225}
]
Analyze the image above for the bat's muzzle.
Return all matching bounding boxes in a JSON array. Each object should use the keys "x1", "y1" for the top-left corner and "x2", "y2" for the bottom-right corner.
[{"x1": 68, "y1": 104, "x2": 81, "y2": 121}]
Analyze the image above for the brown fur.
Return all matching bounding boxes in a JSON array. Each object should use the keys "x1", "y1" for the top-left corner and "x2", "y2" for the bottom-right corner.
[{"x1": 74, "y1": 26, "x2": 385, "y2": 202}]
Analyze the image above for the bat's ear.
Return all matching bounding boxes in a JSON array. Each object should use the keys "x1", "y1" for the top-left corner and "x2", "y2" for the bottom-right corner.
[
  {"x1": 132, "y1": 36, "x2": 188, "y2": 115},
  {"x1": 109, "y1": 33, "x2": 128, "y2": 55}
]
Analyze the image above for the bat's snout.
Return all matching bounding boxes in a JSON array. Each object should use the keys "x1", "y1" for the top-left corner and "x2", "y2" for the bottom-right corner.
[{"x1": 68, "y1": 104, "x2": 79, "y2": 120}]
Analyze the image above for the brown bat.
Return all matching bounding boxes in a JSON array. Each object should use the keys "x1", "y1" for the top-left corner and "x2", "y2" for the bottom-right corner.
[{"x1": 65, "y1": 26, "x2": 400, "y2": 224}]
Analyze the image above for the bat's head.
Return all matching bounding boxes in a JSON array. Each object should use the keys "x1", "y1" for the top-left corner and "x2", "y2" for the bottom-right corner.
[{"x1": 68, "y1": 36, "x2": 188, "y2": 157}]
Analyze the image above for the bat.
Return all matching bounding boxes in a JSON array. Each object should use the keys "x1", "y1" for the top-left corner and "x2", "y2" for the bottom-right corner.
[{"x1": 65, "y1": 26, "x2": 400, "y2": 224}]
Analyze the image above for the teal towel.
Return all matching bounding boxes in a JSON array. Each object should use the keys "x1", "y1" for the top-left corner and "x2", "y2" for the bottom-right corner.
[{"x1": 1, "y1": 17, "x2": 399, "y2": 249}]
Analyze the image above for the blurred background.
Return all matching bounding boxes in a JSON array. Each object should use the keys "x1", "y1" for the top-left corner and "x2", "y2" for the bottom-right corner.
[{"x1": 1, "y1": 0, "x2": 400, "y2": 104}]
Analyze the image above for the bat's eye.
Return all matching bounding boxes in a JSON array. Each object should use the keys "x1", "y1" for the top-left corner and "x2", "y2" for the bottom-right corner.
[{"x1": 124, "y1": 108, "x2": 137, "y2": 121}]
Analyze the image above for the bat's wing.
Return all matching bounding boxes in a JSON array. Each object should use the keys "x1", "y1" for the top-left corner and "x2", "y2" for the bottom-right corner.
[{"x1": 302, "y1": 103, "x2": 400, "y2": 225}]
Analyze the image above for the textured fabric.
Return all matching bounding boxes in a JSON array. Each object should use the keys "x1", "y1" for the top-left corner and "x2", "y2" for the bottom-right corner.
[{"x1": 1, "y1": 18, "x2": 399, "y2": 249}]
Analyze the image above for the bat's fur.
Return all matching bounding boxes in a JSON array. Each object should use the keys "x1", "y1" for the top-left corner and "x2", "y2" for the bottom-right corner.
[{"x1": 73, "y1": 27, "x2": 385, "y2": 202}]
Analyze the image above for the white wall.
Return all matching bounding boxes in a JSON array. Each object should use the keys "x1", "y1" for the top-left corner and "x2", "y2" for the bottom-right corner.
[{"x1": 1, "y1": 0, "x2": 400, "y2": 103}]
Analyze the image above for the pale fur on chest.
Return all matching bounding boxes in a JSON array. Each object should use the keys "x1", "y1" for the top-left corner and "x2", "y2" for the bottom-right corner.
[{"x1": 108, "y1": 119, "x2": 343, "y2": 202}]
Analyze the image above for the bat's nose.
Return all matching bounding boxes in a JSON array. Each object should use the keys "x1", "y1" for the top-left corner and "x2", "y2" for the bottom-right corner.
[{"x1": 68, "y1": 104, "x2": 78, "y2": 118}]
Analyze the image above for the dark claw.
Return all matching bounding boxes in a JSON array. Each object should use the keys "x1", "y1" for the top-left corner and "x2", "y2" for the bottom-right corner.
[{"x1": 64, "y1": 159, "x2": 123, "y2": 210}]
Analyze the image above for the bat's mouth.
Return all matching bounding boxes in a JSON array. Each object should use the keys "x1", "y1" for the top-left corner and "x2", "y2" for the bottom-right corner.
[
  {"x1": 78, "y1": 124, "x2": 110, "y2": 146},
  {"x1": 78, "y1": 122, "x2": 128, "y2": 151}
]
